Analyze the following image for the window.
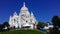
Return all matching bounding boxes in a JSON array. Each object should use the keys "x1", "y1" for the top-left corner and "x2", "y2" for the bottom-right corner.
[
  {"x1": 26, "y1": 21, "x2": 28, "y2": 23},
  {"x1": 30, "y1": 19, "x2": 32, "y2": 22},
  {"x1": 17, "y1": 21, "x2": 18, "y2": 23},
  {"x1": 14, "y1": 19, "x2": 16, "y2": 22},
  {"x1": 21, "y1": 14, "x2": 26, "y2": 17}
]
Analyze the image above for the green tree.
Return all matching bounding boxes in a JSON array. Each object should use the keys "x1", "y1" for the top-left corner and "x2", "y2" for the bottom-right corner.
[
  {"x1": 52, "y1": 16, "x2": 60, "y2": 29},
  {"x1": 0, "y1": 24, "x2": 3, "y2": 31},
  {"x1": 49, "y1": 16, "x2": 60, "y2": 34},
  {"x1": 37, "y1": 22, "x2": 47, "y2": 29},
  {"x1": 3, "y1": 22, "x2": 9, "y2": 27},
  {"x1": 58, "y1": 19, "x2": 60, "y2": 27}
]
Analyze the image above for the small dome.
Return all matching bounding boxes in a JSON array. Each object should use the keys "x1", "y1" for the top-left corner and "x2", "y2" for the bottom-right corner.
[
  {"x1": 21, "y1": 2, "x2": 28, "y2": 10},
  {"x1": 13, "y1": 12, "x2": 17, "y2": 16}
]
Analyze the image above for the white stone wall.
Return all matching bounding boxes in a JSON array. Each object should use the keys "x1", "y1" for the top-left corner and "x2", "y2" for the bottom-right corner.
[{"x1": 9, "y1": 2, "x2": 38, "y2": 29}]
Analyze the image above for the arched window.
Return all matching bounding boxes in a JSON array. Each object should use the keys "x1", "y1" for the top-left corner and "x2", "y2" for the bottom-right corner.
[{"x1": 14, "y1": 19, "x2": 16, "y2": 22}]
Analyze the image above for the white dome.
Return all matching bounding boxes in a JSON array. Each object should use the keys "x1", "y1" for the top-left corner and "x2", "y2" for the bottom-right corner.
[{"x1": 21, "y1": 2, "x2": 28, "y2": 10}]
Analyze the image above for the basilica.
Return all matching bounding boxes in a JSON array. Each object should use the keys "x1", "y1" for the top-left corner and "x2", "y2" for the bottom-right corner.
[{"x1": 9, "y1": 2, "x2": 38, "y2": 29}]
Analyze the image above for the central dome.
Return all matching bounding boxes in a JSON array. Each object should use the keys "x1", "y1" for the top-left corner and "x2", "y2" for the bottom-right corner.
[{"x1": 21, "y1": 2, "x2": 28, "y2": 10}]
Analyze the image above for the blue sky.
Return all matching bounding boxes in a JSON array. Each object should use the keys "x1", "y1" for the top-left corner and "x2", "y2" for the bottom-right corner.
[{"x1": 0, "y1": 0, "x2": 60, "y2": 24}]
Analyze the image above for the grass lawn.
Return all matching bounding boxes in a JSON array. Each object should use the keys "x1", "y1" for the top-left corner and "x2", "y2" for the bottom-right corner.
[{"x1": 0, "y1": 30, "x2": 45, "y2": 34}]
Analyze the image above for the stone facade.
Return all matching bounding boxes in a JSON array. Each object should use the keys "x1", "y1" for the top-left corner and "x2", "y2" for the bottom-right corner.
[{"x1": 9, "y1": 2, "x2": 38, "y2": 29}]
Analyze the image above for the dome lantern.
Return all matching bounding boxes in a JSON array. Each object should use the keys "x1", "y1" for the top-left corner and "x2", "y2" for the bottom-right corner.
[{"x1": 21, "y1": 2, "x2": 28, "y2": 11}]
